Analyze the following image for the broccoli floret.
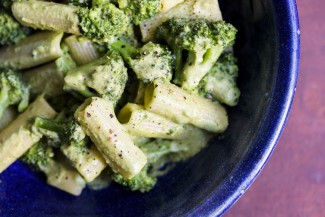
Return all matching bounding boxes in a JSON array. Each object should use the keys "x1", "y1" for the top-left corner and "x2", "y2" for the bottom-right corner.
[
  {"x1": 156, "y1": 18, "x2": 237, "y2": 90},
  {"x1": 112, "y1": 164, "x2": 157, "y2": 193},
  {"x1": 111, "y1": 41, "x2": 173, "y2": 83},
  {"x1": 64, "y1": 51, "x2": 128, "y2": 105},
  {"x1": 198, "y1": 51, "x2": 240, "y2": 106},
  {"x1": 117, "y1": 0, "x2": 160, "y2": 25},
  {"x1": 21, "y1": 141, "x2": 55, "y2": 172},
  {"x1": 77, "y1": 2, "x2": 132, "y2": 43},
  {"x1": 111, "y1": 139, "x2": 178, "y2": 192},
  {"x1": 33, "y1": 112, "x2": 89, "y2": 151},
  {"x1": 33, "y1": 114, "x2": 92, "y2": 156},
  {"x1": 0, "y1": 10, "x2": 30, "y2": 45},
  {"x1": 0, "y1": 70, "x2": 29, "y2": 118}
]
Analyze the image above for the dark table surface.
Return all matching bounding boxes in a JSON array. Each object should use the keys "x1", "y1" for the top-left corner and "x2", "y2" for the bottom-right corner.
[{"x1": 225, "y1": 0, "x2": 325, "y2": 216}]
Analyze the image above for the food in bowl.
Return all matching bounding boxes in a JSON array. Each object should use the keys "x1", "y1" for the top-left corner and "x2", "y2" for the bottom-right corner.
[{"x1": 0, "y1": 0, "x2": 239, "y2": 196}]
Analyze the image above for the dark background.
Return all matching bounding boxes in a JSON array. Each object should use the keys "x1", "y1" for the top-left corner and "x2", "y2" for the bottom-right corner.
[{"x1": 225, "y1": 0, "x2": 325, "y2": 216}]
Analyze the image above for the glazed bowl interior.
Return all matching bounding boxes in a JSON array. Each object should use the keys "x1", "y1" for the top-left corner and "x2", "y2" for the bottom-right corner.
[{"x1": 0, "y1": 0, "x2": 299, "y2": 216}]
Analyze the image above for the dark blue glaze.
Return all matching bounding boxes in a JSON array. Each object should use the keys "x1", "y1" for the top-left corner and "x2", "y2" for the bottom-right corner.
[{"x1": 0, "y1": 0, "x2": 299, "y2": 216}]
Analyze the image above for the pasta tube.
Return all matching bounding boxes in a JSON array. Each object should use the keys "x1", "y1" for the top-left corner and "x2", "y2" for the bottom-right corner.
[
  {"x1": 133, "y1": 81, "x2": 147, "y2": 104},
  {"x1": 12, "y1": 1, "x2": 81, "y2": 35},
  {"x1": 144, "y1": 80, "x2": 228, "y2": 133},
  {"x1": 22, "y1": 62, "x2": 65, "y2": 98},
  {"x1": 46, "y1": 159, "x2": 86, "y2": 196},
  {"x1": 75, "y1": 97, "x2": 147, "y2": 179},
  {"x1": 0, "y1": 31, "x2": 63, "y2": 70},
  {"x1": 0, "y1": 107, "x2": 17, "y2": 131},
  {"x1": 64, "y1": 35, "x2": 100, "y2": 65},
  {"x1": 118, "y1": 103, "x2": 196, "y2": 140},
  {"x1": 160, "y1": 0, "x2": 185, "y2": 13},
  {"x1": 61, "y1": 143, "x2": 107, "y2": 183},
  {"x1": 0, "y1": 96, "x2": 57, "y2": 173}
]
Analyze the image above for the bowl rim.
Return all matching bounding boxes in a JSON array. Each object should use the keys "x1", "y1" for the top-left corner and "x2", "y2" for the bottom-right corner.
[{"x1": 190, "y1": 0, "x2": 300, "y2": 216}]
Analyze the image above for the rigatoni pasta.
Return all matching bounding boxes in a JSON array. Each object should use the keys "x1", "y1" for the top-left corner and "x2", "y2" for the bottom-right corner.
[
  {"x1": 0, "y1": 96, "x2": 57, "y2": 173},
  {"x1": 74, "y1": 97, "x2": 147, "y2": 179},
  {"x1": 61, "y1": 143, "x2": 107, "y2": 182},
  {"x1": 64, "y1": 35, "x2": 100, "y2": 65},
  {"x1": 12, "y1": 1, "x2": 81, "y2": 35},
  {"x1": 144, "y1": 80, "x2": 228, "y2": 133},
  {"x1": 0, "y1": 31, "x2": 63, "y2": 69},
  {"x1": 118, "y1": 103, "x2": 198, "y2": 140}
]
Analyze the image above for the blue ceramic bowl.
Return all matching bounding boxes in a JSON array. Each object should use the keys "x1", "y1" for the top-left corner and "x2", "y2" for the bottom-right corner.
[{"x1": 0, "y1": 0, "x2": 299, "y2": 216}]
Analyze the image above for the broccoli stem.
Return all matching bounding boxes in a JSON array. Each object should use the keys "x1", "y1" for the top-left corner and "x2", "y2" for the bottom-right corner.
[
  {"x1": 172, "y1": 49, "x2": 185, "y2": 85},
  {"x1": 33, "y1": 117, "x2": 64, "y2": 133},
  {"x1": 110, "y1": 40, "x2": 138, "y2": 61},
  {"x1": 180, "y1": 45, "x2": 223, "y2": 90}
]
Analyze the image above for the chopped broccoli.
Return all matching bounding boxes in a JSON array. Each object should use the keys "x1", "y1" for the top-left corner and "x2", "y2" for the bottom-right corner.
[
  {"x1": 33, "y1": 113, "x2": 89, "y2": 152},
  {"x1": 0, "y1": 70, "x2": 29, "y2": 118},
  {"x1": 111, "y1": 41, "x2": 173, "y2": 83},
  {"x1": 198, "y1": 51, "x2": 240, "y2": 106},
  {"x1": 33, "y1": 114, "x2": 91, "y2": 154},
  {"x1": 64, "y1": 51, "x2": 128, "y2": 105},
  {"x1": 0, "y1": 10, "x2": 30, "y2": 45},
  {"x1": 111, "y1": 138, "x2": 179, "y2": 192},
  {"x1": 156, "y1": 18, "x2": 237, "y2": 90},
  {"x1": 112, "y1": 164, "x2": 157, "y2": 193},
  {"x1": 77, "y1": 2, "x2": 132, "y2": 43},
  {"x1": 21, "y1": 140, "x2": 55, "y2": 173},
  {"x1": 12, "y1": 1, "x2": 132, "y2": 43},
  {"x1": 117, "y1": 0, "x2": 160, "y2": 25}
]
